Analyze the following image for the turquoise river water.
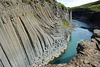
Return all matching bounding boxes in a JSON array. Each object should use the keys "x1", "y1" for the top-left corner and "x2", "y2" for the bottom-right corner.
[{"x1": 50, "y1": 19, "x2": 93, "y2": 64}]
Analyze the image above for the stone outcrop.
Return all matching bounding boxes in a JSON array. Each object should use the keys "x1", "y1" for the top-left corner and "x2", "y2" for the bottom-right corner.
[
  {"x1": 0, "y1": 0, "x2": 75, "y2": 67},
  {"x1": 44, "y1": 30, "x2": 100, "y2": 67}
]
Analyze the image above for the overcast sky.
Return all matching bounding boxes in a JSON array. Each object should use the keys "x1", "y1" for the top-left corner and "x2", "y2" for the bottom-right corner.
[{"x1": 56, "y1": 0, "x2": 98, "y2": 7}]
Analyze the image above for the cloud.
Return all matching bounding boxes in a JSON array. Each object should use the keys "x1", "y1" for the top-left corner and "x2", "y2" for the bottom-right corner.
[{"x1": 56, "y1": 0, "x2": 98, "y2": 7}]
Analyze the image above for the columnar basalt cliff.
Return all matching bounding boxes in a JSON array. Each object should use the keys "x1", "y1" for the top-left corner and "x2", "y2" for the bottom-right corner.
[{"x1": 0, "y1": 0, "x2": 74, "y2": 67}]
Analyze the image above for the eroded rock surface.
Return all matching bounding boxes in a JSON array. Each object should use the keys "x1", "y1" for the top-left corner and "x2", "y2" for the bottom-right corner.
[
  {"x1": 45, "y1": 30, "x2": 100, "y2": 67},
  {"x1": 0, "y1": 0, "x2": 75, "y2": 67}
]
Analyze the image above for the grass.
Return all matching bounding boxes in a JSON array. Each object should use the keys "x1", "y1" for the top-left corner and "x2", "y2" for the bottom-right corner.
[
  {"x1": 62, "y1": 22, "x2": 70, "y2": 28},
  {"x1": 70, "y1": 1, "x2": 100, "y2": 12},
  {"x1": 57, "y1": 2, "x2": 66, "y2": 10},
  {"x1": 70, "y1": 1, "x2": 100, "y2": 18}
]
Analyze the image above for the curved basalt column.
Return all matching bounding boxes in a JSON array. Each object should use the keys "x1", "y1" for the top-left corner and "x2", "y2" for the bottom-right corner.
[{"x1": 0, "y1": 0, "x2": 74, "y2": 67}]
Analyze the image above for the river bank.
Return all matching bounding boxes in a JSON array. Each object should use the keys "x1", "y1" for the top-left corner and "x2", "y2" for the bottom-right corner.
[
  {"x1": 46, "y1": 20, "x2": 76, "y2": 65},
  {"x1": 42, "y1": 29, "x2": 100, "y2": 67},
  {"x1": 47, "y1": 34, "x2": 71, "y2": 64},
  {"x1": 48, "y1": 20, "x2": 92, "y2": 64},
  {"x1": 73, "y1": 16, "x2": 100, "y2": 29}
]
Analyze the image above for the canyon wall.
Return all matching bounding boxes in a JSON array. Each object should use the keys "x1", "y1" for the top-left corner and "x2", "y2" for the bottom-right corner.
[{"x1": 0, "y1": 0, "x2": 74, "y2": 67}]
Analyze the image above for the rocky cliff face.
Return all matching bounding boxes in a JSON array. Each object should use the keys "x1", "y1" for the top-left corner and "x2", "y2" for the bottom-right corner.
[
  {"x1": 45, "y1": 29, "x2": 100, "y2": 67},
  {"x1": 0, "y1": 0, "x2": 74, "y2": 67}
]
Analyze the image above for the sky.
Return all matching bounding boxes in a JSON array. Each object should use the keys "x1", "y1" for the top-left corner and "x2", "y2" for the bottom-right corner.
[{"x1": 56, "y1": 0, "x2": 98, "y2": 7}]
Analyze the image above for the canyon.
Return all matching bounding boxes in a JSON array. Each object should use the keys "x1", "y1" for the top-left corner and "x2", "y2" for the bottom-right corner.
[
  {"x1": 44, "y1": 29, "x2": 100, "y2": 67},
  {"x1": 0, "y1": 0, "x2": 100, "y2": 67}
]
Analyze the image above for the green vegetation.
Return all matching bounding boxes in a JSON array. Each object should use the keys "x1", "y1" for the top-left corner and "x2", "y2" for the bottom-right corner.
[
  {"x1": 62, "y1": 22, "x2": 70, "y2": 28},
  {"x1": 70, "y1": 1, "x2": 100, "y2": 19},
  {"x1": 71, "y1": 1, "x2": 100, "y2": 13},
  {"x1": 57, "y1": 2, "x2": 66, "y2": 10},
  {"x1": 46, "y1": 0, "x2": 70, "y2": 11}
]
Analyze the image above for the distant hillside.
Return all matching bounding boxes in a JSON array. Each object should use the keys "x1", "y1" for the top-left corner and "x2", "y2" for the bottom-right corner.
[
  {"x1": 70, "y1": 1, "x2": 100, "y2": 27},
  {"x1": 72, "y1": 1, "x2": 100, "y2": 12}
]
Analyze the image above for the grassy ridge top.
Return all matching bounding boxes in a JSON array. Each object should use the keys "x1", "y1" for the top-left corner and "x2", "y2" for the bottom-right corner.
[
  {"x1": 70, "y1": 1, "x2": 100, "y2": 18},
  {"x1": 71, "y1": 1, "x2": 100, "y2": 13}
]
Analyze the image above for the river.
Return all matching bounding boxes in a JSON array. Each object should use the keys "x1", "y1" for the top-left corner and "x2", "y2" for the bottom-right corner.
[{"x1": 50, "y1": 19, "x2": 93, "y2": 64}]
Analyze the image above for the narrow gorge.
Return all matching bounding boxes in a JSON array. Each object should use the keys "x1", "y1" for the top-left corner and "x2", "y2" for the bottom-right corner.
[
  {"x1": 0, "y1": 0, "x2": 75, "y2": 67},
  {"x1": 45, "y1": 29, "x2": 100, "y2": 67},
  {"x1": 0, "y1": 0, "x2": 100, "y2": 67}
]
